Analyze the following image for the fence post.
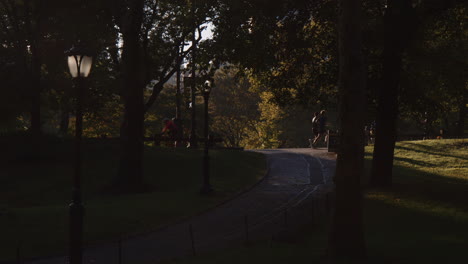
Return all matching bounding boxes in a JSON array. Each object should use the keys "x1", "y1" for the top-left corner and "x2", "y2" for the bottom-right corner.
[
  {"x1": 284, "y1": 209, "x2": 288, "y2": 228},
  {"x1": 118, "y1": 238, "x2": 122, "y2": 264},
  {"x1": 325, "y1": 192, "x2": 330, "y2": 217},
  {"x1": 244, "y1": 215, "x2": 249, "y2": 246},
  {"x1": 189, "y1": 224, "x2": 196, "y2": 256},
  {"x1": 311, "y1": 200, "x2": 316, "y2": 226},
  {"x1": 16, "y1": 242, "x2": 21, "y2": 264}
]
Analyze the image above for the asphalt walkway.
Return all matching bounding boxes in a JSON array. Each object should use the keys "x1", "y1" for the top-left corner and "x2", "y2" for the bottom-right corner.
[{"x1": 27, "y1": 148, "x2": 336, "y2": 264}]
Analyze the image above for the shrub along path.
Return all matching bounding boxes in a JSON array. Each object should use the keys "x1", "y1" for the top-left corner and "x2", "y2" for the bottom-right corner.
[{"x1": 25, "y1": 148, "x2": 336, "y2": 264}]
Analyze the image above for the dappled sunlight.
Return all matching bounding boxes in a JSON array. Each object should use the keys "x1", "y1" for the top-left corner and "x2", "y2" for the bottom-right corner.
[
  {"x1": 364, "y1": 139, "x2": 468, "y2": 225},
  {"x1": 442, "y1": 168, "x2": 468, "y2": 181},
  {"x1": 395, "y1": 140, "x2": 468, "y2": 161},
  {"x1": 365, "y1": 139, "x2": 468, "y2": 182}
]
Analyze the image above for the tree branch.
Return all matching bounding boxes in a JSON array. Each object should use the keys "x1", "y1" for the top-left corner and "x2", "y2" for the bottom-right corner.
[
  {"x1": 143, "y1": 50, "x2": 185, "y2": 113},
  {"x1": 142, "y1": 17, "x2": 204, "y2": 113}
]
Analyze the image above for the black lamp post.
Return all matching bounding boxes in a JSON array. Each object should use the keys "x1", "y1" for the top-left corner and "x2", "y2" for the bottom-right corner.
[
  {"x1": 188, "y1": 0, "x2": 199, "y2": 149},
  {"x1": 200, "y1": 80, "x2": 214, "y2": 194},
  {"x1": 183, "y1": 73, "x2": 198, "y2": 148},
  {"x1": 175, "y1": 47, "x2": 183, "y2": 147},
  {"x1": 66, "y1": 46, "x2": 92, "y2": 264}
]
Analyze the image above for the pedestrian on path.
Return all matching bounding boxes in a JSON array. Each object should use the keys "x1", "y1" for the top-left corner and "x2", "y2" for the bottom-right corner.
[
  {"x1": 312, "y1": 110, "x2": 328, "y2": 148},
  {"x1": 309, "y1": 112, "x2": 320, "y2": 147}
]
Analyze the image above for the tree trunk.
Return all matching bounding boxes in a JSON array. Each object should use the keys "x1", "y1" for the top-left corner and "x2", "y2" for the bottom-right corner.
[
  {"x1": 30, "y1": 39, "x2": 41, "y2": 139},
  {"x1": 370, "y1": 0, "x2": 414, "y2": 188},
  {"x1": 457, "y1": 94, "x2": 466, "y2": 137},
  {"x1": 24, "y1": 0, "x2": 42, "y2": 140},
  {"x1": 116, "y1": 0, "x2": 145, "y2": 189},
  {"x1": 328, "y1": 0, "x2": 367, "y2": 261},
  {"x1": 59, "y1": 108, "x2": 70, "y2": 135}
]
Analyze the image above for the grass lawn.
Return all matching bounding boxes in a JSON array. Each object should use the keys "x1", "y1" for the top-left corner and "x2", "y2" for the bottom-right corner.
[
  {"x1": 157, "y1": 139, "x2": 468, "y2": 264},
  {"x1": 363, "y1": 139, "x2": 468, "y2": 263},
  {"x1": 0, "y1": 136, "x2": 266, "y2": 262}
]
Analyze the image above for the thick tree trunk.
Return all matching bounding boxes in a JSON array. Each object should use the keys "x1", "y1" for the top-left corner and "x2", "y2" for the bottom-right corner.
[
  {"x1": 370, "y1": 0, "x2": 414, "y2": 188},
  {"x1": 328, "y1": 0, "x2": 367, "y2": 261},
  {"x1": 116, "y1": 0, "x2": 145, "y2": 189}
]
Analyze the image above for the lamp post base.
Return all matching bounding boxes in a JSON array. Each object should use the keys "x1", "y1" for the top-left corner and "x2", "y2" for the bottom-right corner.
[{"x1": 69, "y1": 202, "x2": 84, "y2": 264}]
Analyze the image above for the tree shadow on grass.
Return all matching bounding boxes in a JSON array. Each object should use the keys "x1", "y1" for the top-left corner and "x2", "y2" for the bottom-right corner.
[
  {"x1": 364, "y1": 140, "x2": 468, "y2": 211},
  {"x1": 363, "y1": 164, "x2": 468, "y2": 217},
  {"x1": 392, "y1": 156, "x2": 437, "y2": 167},
  {"x1": 395, "y1": 142, "x2": 467, "y2": 161},
  {"x1": 364, "y1": 142, "x2": 468, "y2": 263},
  {"x1": 390, "y1": 164, "x2": 468, "y2": 210}
]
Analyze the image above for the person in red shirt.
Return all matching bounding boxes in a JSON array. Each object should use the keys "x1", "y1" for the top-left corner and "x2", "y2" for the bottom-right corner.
[
  {"x1": 161, "y1": 118, "x2": 178, "y2": 147},
  {"x1": 162, "y1": 118, "x2": 177, "y2": 137}
]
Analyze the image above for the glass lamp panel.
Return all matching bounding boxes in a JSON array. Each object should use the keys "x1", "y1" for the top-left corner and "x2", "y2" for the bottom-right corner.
[
  {"x1": 204, "y1": 80, "x2": 211, "y2": 93},
  {"x1": 80, "y1": 56, "x2": 92, "y2": 77},
  {"x1": 67, "y1": 56, "x2": 79, "y2": 78}
]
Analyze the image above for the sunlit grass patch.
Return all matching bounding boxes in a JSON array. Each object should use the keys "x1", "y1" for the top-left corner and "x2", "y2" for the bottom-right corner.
[{"x1": 364, "y1": 139, "x2": 468, "y2": 263}]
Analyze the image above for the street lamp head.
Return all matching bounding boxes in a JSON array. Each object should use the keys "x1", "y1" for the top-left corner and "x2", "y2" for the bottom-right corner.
[
  {"x1": 204, "y1": 80, "x2": 212, "y2": 94},
  {"x1": 66, "y1": 46, "x2": 93, "y2": 78}
]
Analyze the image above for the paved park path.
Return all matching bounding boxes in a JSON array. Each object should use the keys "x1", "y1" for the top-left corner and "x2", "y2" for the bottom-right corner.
[{"x1": 27, "y1": 148, "x2": 336, "y2": 264}]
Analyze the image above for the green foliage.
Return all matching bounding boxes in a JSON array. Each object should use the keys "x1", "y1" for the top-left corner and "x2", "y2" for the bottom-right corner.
[
  {"x1": 1, "y1": 0, "x2": 466, "y2": 146},
  {"x1": 212, "y1": 0, "x2": 339, "y2": 108},
  {"x1": 209, "y1": 66, "x2": 322, "y2": 149},
  {"x1": 246, "y1": 76, "x2": 331, "y2": 149},
  {"x1": 252, "y1": 91, "x2": 284, "y2": 148},
  {"x1": 399, "y1": 2, "x2": 468, "y2": 134},
  {"x1": 145, "y1": 84, "x2": 180, "y2": 137},
  {"x1": 0, "y1": 0, "x2": 120, "y2": 135},
  {"x1": 210, "y1": 67, "x2": 261, "y2": 147}
]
